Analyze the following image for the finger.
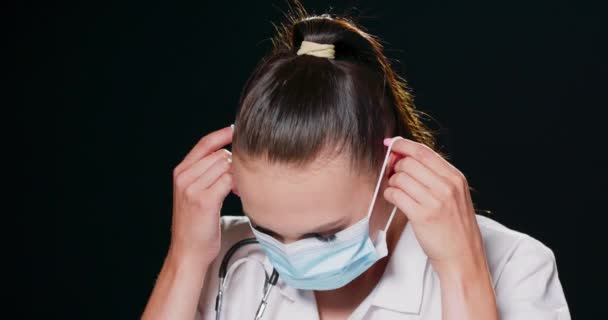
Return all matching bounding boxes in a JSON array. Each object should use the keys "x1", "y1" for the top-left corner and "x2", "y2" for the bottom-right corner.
[
  {"x1": 177, "y1": 149, "x2": 231, "y2": 187},
  {"x1": 388, "y1": 171, "x2": 440, "y2": 207},
  {"x1": 394, "y1": 156, "x2": 452, "y2": 200},
  {"x1": 188, "y1": 155, "x2": 232, "y2": 193},
  {"x1": 177, "y1": 125, "x2": 233, "y2": 174},
  {"x1": 387, "y1": 137, "x2": 458, "y2": 179},
  {"x1": 383, "y1": 187, "x2": 422, "y2": 221},
  {"x1": 207, "y1": 172, "x2": 234, "y2": 202}
]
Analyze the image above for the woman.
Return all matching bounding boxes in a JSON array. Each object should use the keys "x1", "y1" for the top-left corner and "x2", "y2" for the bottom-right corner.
[{"x1": 142, "y1": 10, "x2": 570, "y2": 320}]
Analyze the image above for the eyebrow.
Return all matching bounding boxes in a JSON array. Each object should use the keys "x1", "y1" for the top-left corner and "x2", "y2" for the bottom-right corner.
[{"x1": 243, "y1": 210, "x2": 346, "y2": 238}]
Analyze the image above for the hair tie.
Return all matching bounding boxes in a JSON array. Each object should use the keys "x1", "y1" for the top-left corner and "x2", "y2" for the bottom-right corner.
[{"x1": 296, "y1": 40, "x2": 335, "y2": 59}]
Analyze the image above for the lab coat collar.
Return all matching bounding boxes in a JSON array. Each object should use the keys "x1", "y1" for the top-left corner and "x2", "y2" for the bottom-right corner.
[
  {"x1": 370, "y1": 221, "x2": 428, "y2": 314},
  {"x1": 262, "y1": 221, "x2": 428, "y2": 312}
]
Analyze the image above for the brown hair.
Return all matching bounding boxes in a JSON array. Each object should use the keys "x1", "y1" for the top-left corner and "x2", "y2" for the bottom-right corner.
[{"x1": 232, "y1": 5, "x2": 437, "y2": 177}]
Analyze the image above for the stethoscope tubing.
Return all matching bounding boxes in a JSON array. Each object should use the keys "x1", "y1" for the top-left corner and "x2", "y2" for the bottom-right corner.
[{"x1": 215, "y1": 238, "x2": 279, "y2": 320}]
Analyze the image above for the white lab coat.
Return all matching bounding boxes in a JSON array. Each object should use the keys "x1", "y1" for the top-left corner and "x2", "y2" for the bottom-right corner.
[{"x1": 196, "y1": 215, "x2": 571, "y2": 320}]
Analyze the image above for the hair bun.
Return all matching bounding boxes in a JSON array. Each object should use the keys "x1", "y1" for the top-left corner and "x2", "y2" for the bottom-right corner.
[{"x1": 291, "y1": 15, "x2": 378, "y2": 66}]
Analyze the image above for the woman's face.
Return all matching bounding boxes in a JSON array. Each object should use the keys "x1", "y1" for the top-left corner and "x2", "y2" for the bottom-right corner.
[{"x1": 231, "y1": 151, "x2": 397, "y2": 244}]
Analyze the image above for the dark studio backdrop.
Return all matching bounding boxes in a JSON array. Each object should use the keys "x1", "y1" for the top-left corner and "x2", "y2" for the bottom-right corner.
[{"x1": 18, "y1": 0, "x2": 603, "y2": 318}]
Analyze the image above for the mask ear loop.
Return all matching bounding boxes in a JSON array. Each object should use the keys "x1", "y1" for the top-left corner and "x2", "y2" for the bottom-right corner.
[{"x1": 365, "y1": 137, "x2": 403, "y2": 234}]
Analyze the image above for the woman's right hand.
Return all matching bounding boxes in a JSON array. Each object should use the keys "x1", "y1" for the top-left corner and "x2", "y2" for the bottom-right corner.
[{"x1": 168, "y1": 125, "x2": 234, "y2": 265}]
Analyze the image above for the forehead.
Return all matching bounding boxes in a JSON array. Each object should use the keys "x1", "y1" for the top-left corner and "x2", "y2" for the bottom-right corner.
[{"x1": 231, "y1": 152, "x2": 375, "y2": 236}]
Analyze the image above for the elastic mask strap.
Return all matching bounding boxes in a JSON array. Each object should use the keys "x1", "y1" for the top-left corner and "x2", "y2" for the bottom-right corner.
[
  {"x1": 383, "y1": 204, "x2": 399, "y2": 232},
  {"x1": 366, "y1": 137, "x2": 402, "y2": 233}
]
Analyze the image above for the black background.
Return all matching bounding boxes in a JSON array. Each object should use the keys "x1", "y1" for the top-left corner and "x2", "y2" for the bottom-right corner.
[{"x1": 18, "y1": 0, "x2": 603, "y2": 318}]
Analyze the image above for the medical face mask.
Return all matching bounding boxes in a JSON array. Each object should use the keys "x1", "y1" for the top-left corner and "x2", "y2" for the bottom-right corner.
[{"x1": 248, "y1": 137, "x2": 401, "y2": 291}]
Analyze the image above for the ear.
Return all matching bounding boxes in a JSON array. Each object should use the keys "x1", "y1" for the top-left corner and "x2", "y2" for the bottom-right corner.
[
  {"x1": 385, "y1": 149, "x2": 405, "y2": 179},
  {"x1": 231, "y1": 185, "x2": 240, "y2": 197}
]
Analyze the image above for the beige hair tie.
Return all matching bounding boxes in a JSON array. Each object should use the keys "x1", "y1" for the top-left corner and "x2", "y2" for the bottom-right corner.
[{"x1": 296, "y1": 40, "x2": 335, "y2": 59}]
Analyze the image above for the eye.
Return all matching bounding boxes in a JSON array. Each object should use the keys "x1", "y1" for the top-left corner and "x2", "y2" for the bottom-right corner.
[{"x1": 314, "y1": 233, "x2": 337, "y2": 242}]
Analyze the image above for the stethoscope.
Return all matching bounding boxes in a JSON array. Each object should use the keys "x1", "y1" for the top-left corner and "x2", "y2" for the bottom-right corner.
[{"x1": 215, "y1": 238, "x2": 279, "y2": 320}]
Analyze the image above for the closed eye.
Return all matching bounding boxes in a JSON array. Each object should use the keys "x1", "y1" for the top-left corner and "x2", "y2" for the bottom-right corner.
[
  {"x1": 252, "y1": 224, "x2": 337, "y2": 242},
  {"x1": 252, "y1": 224, "x2": 281, "y2": 239},
  {"x1": 313, "y1": 233, "x2": 337, "y2": 242}
]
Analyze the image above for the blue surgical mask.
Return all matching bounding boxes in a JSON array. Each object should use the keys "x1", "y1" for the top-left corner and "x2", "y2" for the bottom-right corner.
[{"x1": 248, "y1": 137, "x2": 402, "y2": 291}]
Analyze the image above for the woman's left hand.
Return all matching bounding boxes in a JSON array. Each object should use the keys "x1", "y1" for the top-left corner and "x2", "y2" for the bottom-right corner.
[
  {"x1": 382, "y1": 136, "x2": 488, "y2": 277},
  {"x1": 383, "y1": 137, "x2": 499, "y2": 320}
]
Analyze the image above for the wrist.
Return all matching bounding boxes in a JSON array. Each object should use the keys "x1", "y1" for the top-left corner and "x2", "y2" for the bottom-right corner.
[
  {"x1": 167, "y1": 244, "x2": 216, "y2": 270},
  {"x1": 160, "y1": 249, "x2": 211, "y2": 291},
  {"x1": 434, "y1": 255, "x2": 490, "y2": 284},
  {"x1": 142, "y1": 245, "x2": 213, "y2": 320},
  {"x1": 435, "y1": 257, "x2": 498, "y2": 320}
]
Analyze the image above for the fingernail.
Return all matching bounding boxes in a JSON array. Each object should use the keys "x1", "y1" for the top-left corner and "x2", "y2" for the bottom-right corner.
[
  {"x1": 230, "y1": 124, "x2": 234, "y2": 131},
  {"x1": 383, "y1": 138, "x2": 392, "y2": 146}
]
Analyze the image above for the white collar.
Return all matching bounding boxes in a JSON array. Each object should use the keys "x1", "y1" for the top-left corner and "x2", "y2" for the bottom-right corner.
[
  {"x1": 262, "y1": 221, "x2": 429, "y2": 313},
  {"x1": 369, "y1": 221, "x2": 428, "y2": 313}
]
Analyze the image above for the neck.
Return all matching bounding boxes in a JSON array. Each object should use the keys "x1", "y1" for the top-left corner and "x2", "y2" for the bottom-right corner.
[{"x1": 313, "y1": 207, "x2": 408, "y2": 316}]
